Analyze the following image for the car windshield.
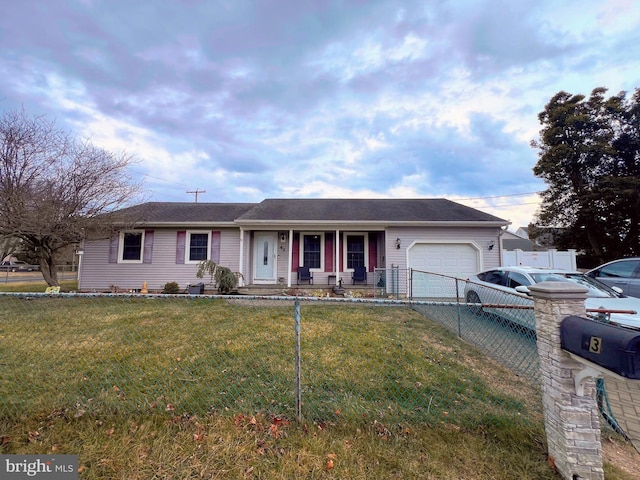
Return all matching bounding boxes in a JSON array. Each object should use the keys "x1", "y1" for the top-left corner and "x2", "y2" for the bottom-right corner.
[
  {"x1": 525, "y1": 272, "x2": 620, "y2": 298},
  {"x1": 562, "y1": 273, "x2": 620, "y2": 298},
  {"x1": 529, "y1": 273, "x2": 569, "y2": 283}
]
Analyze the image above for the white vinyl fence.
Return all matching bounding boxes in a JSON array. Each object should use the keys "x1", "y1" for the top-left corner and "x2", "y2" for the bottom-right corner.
[{"x1": 502, "y1": 248, "x2": 577, "y2": 270}]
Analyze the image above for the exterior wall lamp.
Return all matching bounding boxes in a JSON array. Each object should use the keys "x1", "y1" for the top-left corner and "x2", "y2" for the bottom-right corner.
[
  {"x1": 488, "y1": 240, "x2": 495, "y2": 250},
  {"x1": 395, "y1": 238, "x2": 401, "y2": 249}
]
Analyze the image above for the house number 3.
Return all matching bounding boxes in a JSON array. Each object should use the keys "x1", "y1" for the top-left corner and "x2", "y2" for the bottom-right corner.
[{"x1": 588, "y1": 336, "x2": 602, "y2": 354}]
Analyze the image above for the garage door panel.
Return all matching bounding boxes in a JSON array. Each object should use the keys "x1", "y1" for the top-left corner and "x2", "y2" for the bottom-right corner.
[{"x1": 409, "y1": 243, "x2": 479, "y2": 298}]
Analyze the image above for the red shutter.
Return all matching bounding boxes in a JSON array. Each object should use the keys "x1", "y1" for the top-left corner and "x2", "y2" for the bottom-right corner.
[
  {"x1": 324, "y1": 233, "x2": 333, "y2": 272},
  {"x1": 211, "y1": 231, "x2": 220, "y2": 263},
  {"x1": 143, "y1": 230, "x2": 154, "y2": 264},
  {"x1": 368, "y1": 233, "x2": 377, "y2": 271},
  {"x1": 292, "y1": 233, "x2": 299, "y2": 271},
  {"x1": 108, "y1": 233, "x2": 119, "y2": 263},
  {"x1": 176, "y1": 231, "x2": 186, "y2": 264}
]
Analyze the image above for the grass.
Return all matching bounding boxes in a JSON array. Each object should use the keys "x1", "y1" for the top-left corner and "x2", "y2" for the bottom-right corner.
[
  {"x1": 0, "y1": 294, "x2": 636, "y2": 479},
  {"x1": 0, "y1": 279, "x2": 78, "y2": 292}
]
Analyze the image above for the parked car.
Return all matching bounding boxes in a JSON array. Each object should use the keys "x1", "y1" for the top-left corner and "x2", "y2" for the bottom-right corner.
[
  {"x1": 464, "y1": 266, "x2": 640, "y2": 330},
  {"x1": 586, "y1": 258, "x2": 640, "y2": 298},
  {"x1": 0, "y1": 260, "x2": 40, "y2": 272}
]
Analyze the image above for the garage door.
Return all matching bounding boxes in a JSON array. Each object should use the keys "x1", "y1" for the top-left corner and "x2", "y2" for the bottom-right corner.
[{"x1": 409, "y1": 243, "x2": 479, "y2": 298}]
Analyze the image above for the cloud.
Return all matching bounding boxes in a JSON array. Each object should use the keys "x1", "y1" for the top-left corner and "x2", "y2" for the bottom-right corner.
[{"x1": 1, "y1": 0, "x2": 639, "y2": 226}]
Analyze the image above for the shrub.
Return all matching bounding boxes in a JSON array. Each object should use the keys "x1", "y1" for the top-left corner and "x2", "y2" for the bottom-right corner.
[
  {"x1": 162, "y1": 281, "x2": 180, "y2": 294},
  {"x1": 196, "y1": 260, "x2": 243, "y2": 294}
]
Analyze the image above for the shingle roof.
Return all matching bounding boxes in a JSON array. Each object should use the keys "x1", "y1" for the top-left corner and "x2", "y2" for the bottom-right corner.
[
  {"x1": 236, "y1": 198, "x2": 507, "y2": 223},
  {"x1": 502, "y1": 238, "x2": 549, "y2": 251},
  {"x1": 113, "y1": 202, "x2": 256, "y2": 224},
  {"x1": 112, "y1": 199, "x2": 508, "y2": 225}
]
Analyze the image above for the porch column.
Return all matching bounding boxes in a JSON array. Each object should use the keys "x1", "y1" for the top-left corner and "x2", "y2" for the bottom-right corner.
[
  {"x1": 239, "y1": 228, "x2": 245, "y2": 286},
  {"x1": 335, "y1": 229, "x2": 340, "y2": 284},
  {"x1": 287, "y1": 229, "x2": 293, "y2": 287}
]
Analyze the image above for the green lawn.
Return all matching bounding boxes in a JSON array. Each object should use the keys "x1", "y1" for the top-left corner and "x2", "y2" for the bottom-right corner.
[{"x1": 0, "y1": 294, "x2": 634, "y2": 479}]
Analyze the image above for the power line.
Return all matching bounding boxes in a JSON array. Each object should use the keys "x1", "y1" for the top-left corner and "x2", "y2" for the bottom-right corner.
[{"x1": 455, "y1": 191, "x2": 542, "y2": 201}]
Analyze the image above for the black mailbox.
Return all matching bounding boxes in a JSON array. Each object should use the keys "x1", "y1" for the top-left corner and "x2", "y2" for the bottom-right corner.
[{"x1": 560, "y1": 315, "x2": 640, "y2": 379}]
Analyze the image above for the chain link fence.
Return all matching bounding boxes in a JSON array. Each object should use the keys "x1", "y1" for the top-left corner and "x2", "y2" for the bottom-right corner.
[
  {"x1": 373, "y1": 266, "x2": 405, "y2": 299},
  {"x1": 410, "y1": 269, "x2": 625, "y2": 434},
  {"x1": 0, "y1": 291, "x2": 542, "y2": 430}
]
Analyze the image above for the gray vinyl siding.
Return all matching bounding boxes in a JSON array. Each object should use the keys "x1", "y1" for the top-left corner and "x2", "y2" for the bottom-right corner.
[
  {"x1": 79, "y1": 228, "x2": 241, "y2": 292},
  {"x1": 384, "y1": 226, "x2": 501, "y2": 296},
  {"x1": 386, "y1": 226, "x2": 502, "y2": 272},
  {"x1": 79, "y1": 225, "x2": 502, "y2": 292}
]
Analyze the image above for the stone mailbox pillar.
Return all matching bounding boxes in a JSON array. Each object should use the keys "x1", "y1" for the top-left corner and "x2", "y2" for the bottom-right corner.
[{"x1": 529, "y1": 281, "x2": 604, "y2": 480}]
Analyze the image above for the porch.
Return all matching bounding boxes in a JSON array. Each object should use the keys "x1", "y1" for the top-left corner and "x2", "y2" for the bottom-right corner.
[
  {"x1": 243, "y1": 229, "x2": 387, "y2": 289},
  {"x1": 236, "y1": 281, "x2": 376, "y2": 297}
]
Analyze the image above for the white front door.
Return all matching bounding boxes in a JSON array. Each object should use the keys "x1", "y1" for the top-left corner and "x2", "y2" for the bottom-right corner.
[{"x1": 253, "y1": 233, "x2": 277, "y2": 283}]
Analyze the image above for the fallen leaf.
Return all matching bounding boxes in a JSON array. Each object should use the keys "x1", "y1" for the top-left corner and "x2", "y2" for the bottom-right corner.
[
  {"x1": 272, "y1": 417, "x2": 290, "y2": 426},
  {"x1": 325, "y1": 459, "x2": 334, "y2": 470},
  {"x1": 193, "y1": 432, "x2": 204, "y2": 442},
  {"x1": 234, "y1": 414, "x2": 246, "y2": 426},
  {"x1": 165, "y1": 404, "x2": 175, "y2": 412},
  {"x1": 105, "y1": 427, "x2": 115, "y2": 437}
]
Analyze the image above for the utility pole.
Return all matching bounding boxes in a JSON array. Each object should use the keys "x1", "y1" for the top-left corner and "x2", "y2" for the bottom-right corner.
[{"x1": 187, "y1": 189, "x2": 206, "y2": 203}]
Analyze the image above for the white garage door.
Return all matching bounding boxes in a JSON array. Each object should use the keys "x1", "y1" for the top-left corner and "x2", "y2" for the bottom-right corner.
[{"x1": 409, "y1": 243, "x2": 479, "y2": 298}]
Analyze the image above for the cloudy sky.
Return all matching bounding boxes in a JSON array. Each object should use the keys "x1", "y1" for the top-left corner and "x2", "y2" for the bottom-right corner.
[{"x1": 2, "y1": 0, "x2": 639, "y2": 230}]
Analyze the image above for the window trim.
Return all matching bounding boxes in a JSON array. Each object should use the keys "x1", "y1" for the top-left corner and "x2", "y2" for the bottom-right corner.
[
  {"x1": 118, "y1": 230, "x2": 145, "y2": 264},
  {"x1": 342, "y1": 232, "x2": 369, "y2": 272},
  {"x1": 185, "y1": 230, "x2": 211, "y2": 264},
  {"x1": 298, "y1": 232, "x2": 325, "y2": 272}
]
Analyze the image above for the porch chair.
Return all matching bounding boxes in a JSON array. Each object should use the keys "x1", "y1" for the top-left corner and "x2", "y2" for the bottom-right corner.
[
  {"x1": 352, "y1": 265, "x2": 367, "y2": 285},
  {"x1": 297, "y1": 265, "x2": 313, "y2": 285}
]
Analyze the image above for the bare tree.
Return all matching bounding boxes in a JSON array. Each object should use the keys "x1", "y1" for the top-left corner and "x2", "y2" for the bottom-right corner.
[{"x1": 0, "y1": 109, "x2": 143, "y2": 286}]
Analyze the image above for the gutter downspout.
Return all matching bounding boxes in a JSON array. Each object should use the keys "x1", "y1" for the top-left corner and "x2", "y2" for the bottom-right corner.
[
  {"x1": 239, "y1": 228, "x2": 245, "y2": 286},
  {"x1": 335, "y1": 229, "x2": 340, "y2": 285},
  {"x1": 287, "y1": 229, "x2": 293, "y2": 287}
]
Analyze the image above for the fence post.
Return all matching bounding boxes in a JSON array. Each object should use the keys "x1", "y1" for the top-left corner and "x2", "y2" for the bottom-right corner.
[
  {"x1": 294, "y1": 299, "x2": 302, "y2": 422},
  {"x1": 455, "y1": 278, "x2": 462, "y2": 337},
  {"x1": 529, "y1": 281, "x2": 604, "y2": 480}
]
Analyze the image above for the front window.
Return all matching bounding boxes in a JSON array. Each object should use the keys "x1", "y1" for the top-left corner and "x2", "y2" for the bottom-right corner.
[
  {"x1": 119, "y1": 231, "x2": 144, "y2": 263},
  {"x1": 188, "y1": 231, "x2": 209, "y2": 262},
  {"x1": 300, "y1": 233, "x2": 324, "y2": 270},
  {"x1": 345, "y1": 233, "x2": 367, "y2": 270}
]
